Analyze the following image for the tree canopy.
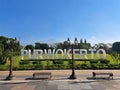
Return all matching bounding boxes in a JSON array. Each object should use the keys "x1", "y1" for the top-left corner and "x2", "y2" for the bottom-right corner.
[
  {"x1": 112, "y1": 42, "x2": 120, "y2": 53},
  {"x1": 0, "y1": 36, "x2": 21, "y2": 64}
]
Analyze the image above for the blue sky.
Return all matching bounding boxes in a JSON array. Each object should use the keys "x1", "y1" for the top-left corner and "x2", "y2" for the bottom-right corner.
[{"x1": 0, "y1": 0, "x2": 120, "y2": 46}]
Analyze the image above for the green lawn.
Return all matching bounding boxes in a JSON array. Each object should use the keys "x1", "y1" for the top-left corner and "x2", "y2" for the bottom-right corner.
[
  {"x1": 13, "y1": 53, "x2": 117, "y2": 65},
  {"x1": 0, "y1": 53, "x2": 119, "y2": 70}
]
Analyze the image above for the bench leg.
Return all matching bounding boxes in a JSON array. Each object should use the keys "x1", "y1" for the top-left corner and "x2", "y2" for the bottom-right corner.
[
  {"x1": 93, "y1": 75, "x2": 96, "y2": 79},
  {"x1": 92, "y1": 72, "x2": 96, "y2": 79},
  {"x1": 108, "y1": 76, "x2": 110, "y2": 80},
  {"x1": 110, "y1": 76, "x2": 113, "y2": 80},
  {"x1": 109, "y1": 74, "x2": 113, "y2": 80},
  {"x1": 108, "y1": 76, "x2": 113, "y2": 80},
  {"x1": 33, "y1": 74, "x2": 35, "y2": 78}
]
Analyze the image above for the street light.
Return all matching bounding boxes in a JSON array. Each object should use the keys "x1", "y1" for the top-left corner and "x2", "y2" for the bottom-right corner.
[
  {"x1": 67, "y1": 37, "x2": 78, "y2": 79},
  {"x1": 6, "y1": 37, "x2": 18, "y2": 80}
]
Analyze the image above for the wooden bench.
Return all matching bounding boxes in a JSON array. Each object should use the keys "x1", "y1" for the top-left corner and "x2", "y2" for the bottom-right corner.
[
  {"x1": 33, "y1": 72, "x2": 51, "y2": 79},
  {"x1": 92, "y1": 72, "x2": 113, "y2": 80}
]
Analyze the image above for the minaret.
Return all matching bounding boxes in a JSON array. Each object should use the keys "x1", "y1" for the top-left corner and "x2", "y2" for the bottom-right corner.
[
  {"x1": 84, "y1": 39, "x2": 87, "y2": 44},
  {"x1": 80, "y1": 39, "x2": 83, "y2": 44}
]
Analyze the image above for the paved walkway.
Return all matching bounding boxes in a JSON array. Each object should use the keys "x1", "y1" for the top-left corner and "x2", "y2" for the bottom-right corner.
[{"x1": 0, "y1": 70, "x2": 120, "y2": 90}]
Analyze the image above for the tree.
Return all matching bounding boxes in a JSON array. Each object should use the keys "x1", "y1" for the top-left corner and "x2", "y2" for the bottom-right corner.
[
  {"x1": 112, "y1": 42, "x2": 120, "y2": 53},
  {"x1": 40, "y1": 43, "x2": 49, "y2": 50},
  {"x1": 0, "y1": 36, "x2": 21, "y2": 64},
  {"x1": 110, "y1": 42, "x2": 120, "y2": 64},
  {"x1": 35, "y1": 42, "x2": 41, "y2": 49},
  {"x1": 78, "y1": 42, "x2": 91, "y2": 49},
  {"x1": 25, "y1": 44, "x2": 35, "y2": 52},
  {"x1": 63, "y1": 41, "x2": 70, "y2": 50},
  {"x1": 0, "y1": 36, "x2": 9, "y2": 64},
  {"x1": 56, "y1": 43, "x2": 63, "y2": 49},
  {"x1": 35, "y1": 42, "x2": 49, "y2": 50}
]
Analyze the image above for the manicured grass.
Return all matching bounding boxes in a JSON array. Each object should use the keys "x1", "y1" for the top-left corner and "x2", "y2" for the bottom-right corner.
[
  {"x1": 0, "y1": 54, "x2": 118, "y2": 70},
  {"x1": 13, "y1": 54, "x2": 117, "y2": 65}
]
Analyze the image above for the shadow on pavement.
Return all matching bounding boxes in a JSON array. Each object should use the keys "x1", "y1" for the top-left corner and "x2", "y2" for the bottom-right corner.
[
  {"x1": 87, "y1": 77, "x2": 116, "y2": 81},
  {"x1": 25, "y1": 77, "x2": 51, "y2": 80},
  {"x1": 25, "y1": 77, "x2": 69, "y2": 80}
]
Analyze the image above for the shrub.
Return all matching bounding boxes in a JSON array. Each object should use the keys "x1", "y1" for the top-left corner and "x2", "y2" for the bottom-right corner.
[
  {"x1": 34, "y1": 65, "x2": 43, "y2": 70},
  {"x1": 99, "y1": 59, "x2": 110, "y2": 64},
  {"x1": 81, "y1": 64, "x2": 90, "y2": 69},
  {"x1": 67, "y1": 60, "x2": 72, "y2": 68},
  {"x1": 0, "y1": 60, "x2": 6, "y2": 65},
  {"x1": 98, "y1": 64, "x2": 108, "y2": 69},
  {"x1": 90, "y1": 60, "x2": 98, "y2": 64},
  {"x1": 18, "y1": 65, "x2": 34, "y2": 70},
  {"x1": 19, "y1": 61, "x2": 30, "y2": 65},
  {"x1": 53, "y1": 60, "x2": 64, "y2": 64},
  {"x1": 107, "y1": 64, "x2": 120, "y2": 69},
  {"x1": 0, "y1": 65, "x2": 9, "y2": 70},
  {"x1": 52, "y1": 60, "x2": 64, "y2": 69},
  {"x1": 45, "y1": 64, "x2": 58, "y2": 70},
  {"x1": 32, "y1": 61, "x2": 40, "y2": 65},
  {"x1": 91, "y1": 64, "x2": 99, "y2": 69},
  {"x1": 75, "y1": 64, "x2": 81, "y2": 69}
]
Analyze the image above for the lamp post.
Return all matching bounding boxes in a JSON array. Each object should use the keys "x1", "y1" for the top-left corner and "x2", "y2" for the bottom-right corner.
[
  {"x1": 67, "y1": 37, "x2": 78, "y2": 79},
  {"x1": 6, "y1": 38, "x2": 18, "y2": 80}
]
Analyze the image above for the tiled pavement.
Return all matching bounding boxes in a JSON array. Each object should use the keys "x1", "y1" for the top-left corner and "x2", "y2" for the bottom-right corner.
[
  {"x1": 0, "y1": 79, "x2": 120, "y2": 90},
  {"x1": 0, "y1": 70, "x2": 120, "y2": 90}
]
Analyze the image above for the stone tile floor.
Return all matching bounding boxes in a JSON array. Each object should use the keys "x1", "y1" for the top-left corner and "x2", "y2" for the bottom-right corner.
[
  {"x1": 0, "y1": 70, "x2": 120, "y2": 90},
  {"x1": 0, "y1": 79, "x2": 120, "y2": 90}
]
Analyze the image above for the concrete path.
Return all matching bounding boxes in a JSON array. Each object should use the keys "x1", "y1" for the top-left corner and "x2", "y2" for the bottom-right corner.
[
  {"x1": 0, "y1": 79, "x2": 120, "y2": 90},
  {"x1": 0, "y1": 70, "x2": 120, "y2": 90}
]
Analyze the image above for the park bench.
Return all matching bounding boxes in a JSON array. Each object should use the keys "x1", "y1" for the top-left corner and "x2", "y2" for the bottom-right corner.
[
  {"x1": 33, "y1": 72, "x2": 52, "y2": 80},
  {"x1": 92, "y1": 72, "x2": 113, "y2": 80}
]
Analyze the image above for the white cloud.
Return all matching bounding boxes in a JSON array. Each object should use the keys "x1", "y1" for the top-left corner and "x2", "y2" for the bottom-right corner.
[
  {"x1": 88, "y1": 36, "x2": 114, "y2": 46},
  {"x1": 88, "y1": 36, "x2": 99, "y2": 46}
]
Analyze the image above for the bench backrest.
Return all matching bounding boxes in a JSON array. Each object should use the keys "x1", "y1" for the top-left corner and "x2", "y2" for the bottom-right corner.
[{"x1": 34, "y1": 72, "x2": 51, "y2": 75}]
